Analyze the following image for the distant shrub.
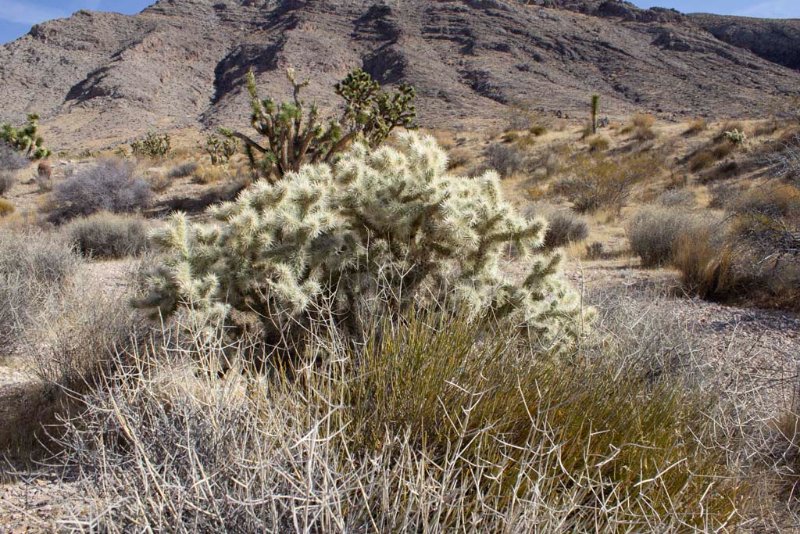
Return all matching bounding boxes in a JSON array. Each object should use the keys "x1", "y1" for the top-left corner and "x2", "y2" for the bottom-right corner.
[
  {"x1": 585, "y1": 241, "x2": 604, "y2": 259},
  {"x1": 66, "y1": 212, "x2": 149, "y2": 259},
  {"x1": 627, "y1": 208, "x2": 715, "y2": 268},
  {"x1": 49, "y1": 159, "x2": 152, "y2": 223},
  {"x1": 0, "y1": 172, "x2": 14, "y2": 196},
  {"x1": 657, "y1": 188, "x2": 696, "y2": 207},
  {"x1": 131, "y1": 132, "x2": 171, "y2": 159},
  {"x1": 684, "y1": 118, "x2": 707, "y2": 135},
  {"x1": 689, "y1": 150, "x2": 716, "y2": 172},
  {"x1": 204, "y1": 133, "x2": 238, "y2": 166},
  {"x1": 631, "y1": 114, "x2": 657, "y2": 141},
  {"x1": 731, "y1": 183, "x2": 800, "y2": 219},
  {"x1": 167, "y1": 161, "x2": 199, "y2": 179},
  {"x1": 483, "y1": 142, "x2": 527, "y2": 177},
  {"x1": 36, "y1": 160, "x2": 53, "y2": 192},
  {"x1": 554, "y1": 152, "x2": 655, "y2": 213},
  {"x1": 193, "y1": 164, "x2": 228, "y2": 184},
  {"x1": 529, "y1": 124, "x2": 548, "y2": 136},
  {"x1": 0, "y1": 198, "x2": 14, "y2": 217},
  {"x1": 527, "y1": 204, "x2": 589, "y2": 248},
  {"x1": 0, "y1": 143, "x2": 30, "y2": 171}
]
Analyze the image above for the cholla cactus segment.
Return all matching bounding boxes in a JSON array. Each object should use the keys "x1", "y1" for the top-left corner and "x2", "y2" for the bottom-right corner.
[
  {"x1": 140, "y1": 132, "x2": 583, "y2": 349},
  {"x1": 724, "y1": 129, "x2": 747, "y2": 145}
]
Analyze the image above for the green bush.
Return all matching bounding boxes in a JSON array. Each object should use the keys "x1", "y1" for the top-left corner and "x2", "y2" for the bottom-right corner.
[
  {"x1": 139, "y1": 132, "x2": 582, "y2": 355},
  {"x1": 66, "y1": 212, "x2": 149, "y2": 259}
]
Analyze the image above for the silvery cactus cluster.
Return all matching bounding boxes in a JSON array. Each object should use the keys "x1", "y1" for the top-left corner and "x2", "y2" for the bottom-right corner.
[{"x1": 139, "y1": 132, "x2": 581, "y2": 351}]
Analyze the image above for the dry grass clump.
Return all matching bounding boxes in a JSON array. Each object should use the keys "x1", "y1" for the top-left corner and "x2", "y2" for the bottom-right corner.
[
  {"x1": 0, "y1": 171, "x2": 15, "y2": 196},
  {"x1": 48, "y1": 158, "x2": 152, "y2": 223},
  {"x1": 627, "y1": 207, "x2": 719, "y2": 268},
  {"x1": 0, "y1": 198, "x2": 14, "y2": 217},
  {"x1": 587, "y1": 134, "x2": 610, "y2": 152},
  {"x1": 684, "y1": 118, "x2": 708, "y2": 136},
  {"x1": 65, "y1": 212, "x2": 150, "y2": 259},
  {"x1": 50, "y1": 309, "x2": 745, "y2": 532},
  {"x1": 554, "y1": 152, "x2": 657, "y2": 213},
  {"x1": 192, "y1": 163, "x2": 229, "y2": 184},
  {"x1": 631, "y1": 113, "x2": 657, "y2": 141}
]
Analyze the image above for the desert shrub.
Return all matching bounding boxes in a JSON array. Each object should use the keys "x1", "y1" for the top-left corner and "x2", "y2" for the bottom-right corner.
[
  {"x1": 765, "y1": 133, "x2": 800, "y2": 181},
  {"x1": 685, "y1": 118, "x2": 707, "y2": 135},
  {"x1": 167, "y1": 161, "x2": 199, "y2": 179},
  {"x1": 483, "y1": 141, "x2": 526, "y2": 177},
  {"x1": 232, "y1": 68, "x2": 415, "y2": 180},
  {"x1": 0, "y1": 230, "x2": 79, "y2": 355},
  {"x1": 527, "y1": 204, "x2": 589, "y2": 248},
  {"x1": 627, "y1": 207, "x2": 717, "y2": 267},
  {"x1": 131, "y1": 132, "x2": 171, "y2": 158},
  {"x1": 587, "y1": 134, "x2": 610, "y2": 152},
  {"x1": 139, "y1": 133, "x2": 582, "y2": 357},
  {"x1": 193, "y1": 164, "x2": 228, "y2": 184},
  {"x1": 529, "y1": 124, "x2": 548, "y2": 136},
  {"x1": 0, "y1": 171, "x2": 14, "y2": 196},
  {"x1": 631, "y1": 113, "x2": 657, "y2": 141},
  {"x1": 689, "y1": 150, "x2": 716, "y2": 172},
  {"x1": 657, "y1": 188, "x2": 696, "y2": 207},
  {"x1": 0, "y1": 198, "x2": 14, "y2": 217},
  {"x1": 52, "y1": 311, "x2": 744, "y2": 531},
  {"x1": 0, "y1": 142, "x2": 30, "y2": 171},
  {"x1": 731, "y1": 182, "x2": 800, "y2": 219},
  {"x1": 673, "y1": 223, "x2": 736, "y2": 300},
  {"x1": 554, "y1": 152, "x2": 655, "y2": 213},
  {"x1": 49, "y1": 158, "x2": 152, "y2": 223},
  {"x1": 66, "y1": 212, "x2": 149, "y2": 259}
]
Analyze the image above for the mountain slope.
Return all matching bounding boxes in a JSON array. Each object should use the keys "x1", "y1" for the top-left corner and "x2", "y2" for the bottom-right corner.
[{"x1": 0, "y1": 0, "x2": 798, "y2": 149}]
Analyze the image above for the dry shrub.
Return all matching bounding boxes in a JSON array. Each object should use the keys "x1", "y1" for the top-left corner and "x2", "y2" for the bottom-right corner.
[
  {"x1": 483, "y1": 142, "x2": 527, "y2": 178},
  {"x1": 0, "y1": 198, "x2": 14, "y2": 217},
  {"x1": 657, "y1": 188, "x2": 696, "y2": 207},
  {"x1": 627, "y1": 207, "x2": 717, "y2": 267},
  {"x1": 631, "y1": 113, "x2": 657, "y2": 141},
  {"x1": 446, "y1": 147, "x2": 472, "y2": 170},
  {"x1": 732, "y1": 182, "x2": 800, "y2": 219},
  {"x1": 49, "y1": 158, "x2": 152, "y2": 223},
  {"x1": 527, "y1": 203, "x2": 589, "y2": 248},
  {"x1": 51, "y1": 311, "x2": 744, "y2": 531},
  {"x1": 66, "y1": 212, "x2": 150, "y2": 259},
  {"x1": 685, "y1": 118, "x2": 707, "y2": 135},
  {"x1": 554, "y1": 152, "x2": 657, "y2": 213},
  {"x1": 167, "y1": 161, "x2": 199, "y2": 179},
  {"x1": 587, "y1": 134, "x2": 610, "y2": 152},
  {"x1": 193, "y1": 164, "x2": 228, "y2": 184},
  {"x1": 689, "y1": 150, "x2": 716, "y2": 172},
  {"x1": 0, "y1": 171, "x2": 15, "y2": 196}
]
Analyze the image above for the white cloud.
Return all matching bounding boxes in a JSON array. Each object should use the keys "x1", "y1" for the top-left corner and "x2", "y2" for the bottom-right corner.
[
  {"x1": 734, "y1": 0, "x2": 800, "y2": 18},
  {"x1": 0, "y1": 0, "x2": 67, "y2": 25}
]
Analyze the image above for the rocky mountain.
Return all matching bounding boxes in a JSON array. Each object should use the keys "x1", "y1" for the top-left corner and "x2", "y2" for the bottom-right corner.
[{"x1": 1, "y1": 0, "x2": 799, "y2": 149}]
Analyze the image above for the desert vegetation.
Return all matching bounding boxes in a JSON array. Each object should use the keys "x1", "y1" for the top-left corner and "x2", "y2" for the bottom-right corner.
[{"x1": 2, "y1": 71, "x2": 800, "y2": 533}]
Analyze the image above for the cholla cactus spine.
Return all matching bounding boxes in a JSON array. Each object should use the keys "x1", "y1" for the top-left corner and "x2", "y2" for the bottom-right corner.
[{"x1": 141, "y1": 133, "x2": 582, "y2": 351}]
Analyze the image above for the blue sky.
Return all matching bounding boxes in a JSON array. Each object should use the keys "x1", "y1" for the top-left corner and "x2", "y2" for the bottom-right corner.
[{"x1": 0, "y1": 1, "x2": 798, "y2": 44}]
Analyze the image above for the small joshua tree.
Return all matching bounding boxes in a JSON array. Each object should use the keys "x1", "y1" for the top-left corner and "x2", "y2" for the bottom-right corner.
[
  {"x1": 227, "y1": 67, "x2": 416, "y2": 181},
  {"x1": 0, "y1": 114, "x2": 51, "y2": 160},
  {"x1": 131, "y1": 132, "x2": 171, "y2": 158},
  {"x1": 591, "y1": 94, "x2": 600, "y2": 135},
  {"x1": 205, "y1": 131, "x2": 239, "y2": 166},
  {"x1": 139, "y1": 133, "x2": 582, "y2": 358}
]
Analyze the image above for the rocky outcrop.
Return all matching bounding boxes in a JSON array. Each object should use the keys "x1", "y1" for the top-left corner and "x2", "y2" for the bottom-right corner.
[{"x1": 0, "y1": 0, "x2": 798, "y2": 149}]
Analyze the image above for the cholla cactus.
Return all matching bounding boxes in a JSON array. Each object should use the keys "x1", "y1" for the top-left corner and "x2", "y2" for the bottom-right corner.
[
  {"x1": 1, "y1": 113, "x2": 51, "y2": 160},
  {"x1": 591, "y1": 94, "x2": 600, "y2": 134},
  {"x1": 139, "y1": 133, "x2": 581, "y2": 353},
  {"x1": 228, "y1": 67, "x2": 416, "y2": 181},
  {"x1": 724, "y1": 129, "x2": 747, "y2": 145}
]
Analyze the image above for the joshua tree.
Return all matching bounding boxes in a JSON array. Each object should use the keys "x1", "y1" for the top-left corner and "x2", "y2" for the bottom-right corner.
[
  {"x1": 0, "y1": 114, "x2": 51, "y2": 160},
  {"x1": 227, "y1": 67, "x2": 416, "y2": 181},
  {"x1": 591, "y1": 94, "x2": 600, "y2": 134}
]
